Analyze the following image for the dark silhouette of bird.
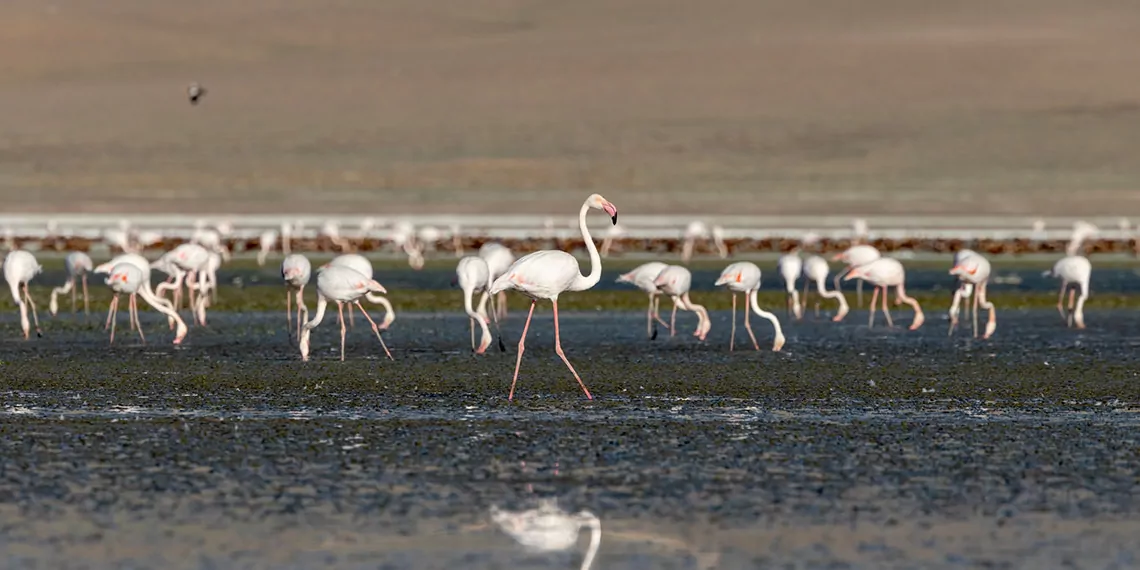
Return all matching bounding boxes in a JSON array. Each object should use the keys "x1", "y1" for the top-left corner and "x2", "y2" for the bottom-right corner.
[{"x1": 187, "y1": 82, "x2": 206, "y2": 105}]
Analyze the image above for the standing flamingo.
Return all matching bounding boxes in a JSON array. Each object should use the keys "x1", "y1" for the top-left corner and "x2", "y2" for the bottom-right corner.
[
  {"x1": 833, "y1": 244, "x2": 882, "y2": 308},
  {"x1": 479, "y1": 243, "x2": 516, "y2": 321},
  {"x1": 844, "y1": 258, "x2": 924, "y2": 330},
  {"x1": 1044, "y1": 255, "x2": 1091, "y2": 329},
  {"x1": 282, "y1": 254, "x2": 311, "y2": 341},
  {"x1": 654, "y1": 265, "x2": 710, "y2": 342},
  {"x1": 94, "y1": 253, "x2": 188, "y2": 344},
  {"x1": 802, "y1": 255, "x2": 849, "y2": 321},
  {"x1": 615, "y1": 261, "x2": 671, "y2": 339},
  {"x1": 948, "y1": 249, "x2": 978, "y2": 333},
  {"x1": 4, "y1": 250, "x2": 42, "y2": 339},
  {"x1": 490, "y1": 499, "x2": 602, "y2": 570},
  {"x1": 713, "y1": 261, "x2": 785, "y2": 351},
  {"x1": 776, "y1": 251, "x2": 804, "y2": 320},
  {"x1": 49, "y1": 251, "x2": 93, "y2": 317},
  {"x1": 298, "y1": 265, "x2": 394, "y2": 362},
  {"x1": 104, "y1": 263, "x2": 146, "y2": 345},
  {"x1": 487, "y1": 194, "x2": 618, "y2": 401},
  {"x1": 456, "y1": 256, "x2": 494, "y2": 354},
  {"x1": 321, "y1": 254, "x2": 396, "y2": 332},
  {"x1": 680, "y1": 221, "x2": 726, "y2": 263},
  {"x1": 949, "y1": 252, "x2": 996, "y2": 338},
  {"x1": 257, "y1": 229, "x2": 278, "y2": 266}
]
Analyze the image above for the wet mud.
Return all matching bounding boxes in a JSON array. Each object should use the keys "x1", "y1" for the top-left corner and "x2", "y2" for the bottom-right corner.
[{"x1": 0, "y1": 301, "x2": 1138, "y2": 568}]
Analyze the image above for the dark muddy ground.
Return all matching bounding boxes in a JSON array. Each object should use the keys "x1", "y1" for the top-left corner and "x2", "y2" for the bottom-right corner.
[{"x1": 0, "y1": 305, "x2": 1139, "y2": 568}]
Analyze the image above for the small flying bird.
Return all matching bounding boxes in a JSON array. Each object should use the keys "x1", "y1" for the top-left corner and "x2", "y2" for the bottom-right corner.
[{"x1": 187, "y1": 82, "x2": 206, "y2": 105}]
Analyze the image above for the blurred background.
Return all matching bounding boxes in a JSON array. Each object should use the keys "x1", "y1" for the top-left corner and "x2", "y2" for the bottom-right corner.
[{"x1": 4, "y1": 0, "x2": 1140, "y2": 216}]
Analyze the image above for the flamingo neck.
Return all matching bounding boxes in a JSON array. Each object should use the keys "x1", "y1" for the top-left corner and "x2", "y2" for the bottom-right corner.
[
  {"x1": 570, "y1": 200, "x2": 602, "y2": 292},
  {"x1": 749, "y1": 290, "x2": 784, "y2": 334}
]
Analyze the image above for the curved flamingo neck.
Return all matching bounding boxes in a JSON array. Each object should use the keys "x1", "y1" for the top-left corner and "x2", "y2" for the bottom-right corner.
[{"x1": 570, "y1": 200, "x2": 602, "y2": 292}]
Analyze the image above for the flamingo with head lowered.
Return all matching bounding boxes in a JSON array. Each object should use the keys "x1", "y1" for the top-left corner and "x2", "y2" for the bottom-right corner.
[
  {"x1": 844, "y1": 257, "x2": 924, "y2": 330},
  {"x1": 949, "y1": 251, "x2": 996, "y2": 339},
  {"x1": 49, "y1": 251, "x2": 93, "y2": 317},
  {"x1": 298, "y1": 265, "x2": 394, "y2": 362},
  {"x1": 802, "y1": 255, "x2": 848, "y2": 321},
  {"x1": 615, "y1": 261, "x2": 671, "y2": 340},
  {"x1": 714, "y1": 261, "x2": 784, "y2": 352},
  {"x1": 488, "y1": 194, "x2": 617, "y2": 401},
  {"x1": 4, "y1": 250, "x2": 43, "y2": 339},
  {"x1": 1044, "y1": 255, "x2": 1091, "y2": 329},
  {"x1": 655, "y1": 265, "x2": 710, "y2": 342}
]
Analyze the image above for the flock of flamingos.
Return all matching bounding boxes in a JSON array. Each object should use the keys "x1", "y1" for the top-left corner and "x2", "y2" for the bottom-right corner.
[{"x1": 3, "y1": 194, "x2": 1099, "y2": 400}]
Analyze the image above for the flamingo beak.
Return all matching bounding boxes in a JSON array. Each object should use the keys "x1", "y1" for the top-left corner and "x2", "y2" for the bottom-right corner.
[{"x1": 603, "y1": 202, "x2": 617, "y2": 225}]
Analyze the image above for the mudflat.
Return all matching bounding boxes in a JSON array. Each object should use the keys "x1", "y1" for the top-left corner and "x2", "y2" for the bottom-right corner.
[{"x1": 3, "y1": 0, "x2": 1140, "y2": 215}]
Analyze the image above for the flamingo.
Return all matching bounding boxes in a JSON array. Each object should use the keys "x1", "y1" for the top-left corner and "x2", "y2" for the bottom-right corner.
[
  {"x1": 654, "y1": 265, "x2": 710, "y2": 341},
  {"x1": 1044, "y1": 255, "x2": 1091, "y2": 329},
  {"x1": 49, "y1": 251, "x2": 93, "y2": 317},
  {"x1": 321, "y1": 254, "x2": 396, "y2": 332},
  {"x1": 599, "y1": 223, "x2": 625, "y2": 258},
  {"x1": 844, "y1": 258, "x2": 924, "y2": 330},
  {"x1": 390, "y1": 221, "x2": 425, "y2": 270},
  {"x1": 949, "y1": 252, "x2": 996, "y2": 339},
  {"x1": 298, "y1": 265, "x2": 394, "y2": 362},
  {"x1": 321, "y1": 220, "x2": 352, "y2": 252},
  {"x1": 257, "y1": 229, "x2": 278, "y2": 266},
  {"x1": 282, "y1": 254, "x2": 311, "y2": 341},
  {"x1": 802, "y1": 255, "x2": 849, "y2": 321},
  {"x1": 833, "y1": 244, "x2": 882, "y2": 308},
  {"x1": 4, "y1": 250, "x2": 42, "y2": 339},
  {"x1": 281, "y1": 221, "x2": 293, "y2": 256},
  {"x1": 487, "y1": 193, "x2": 618, "y2": 401},
  {"x1": 680, "y1": 221, "x2": 726, "y2": 263},
  {"x1": 104, "y1": 263, "x2": 146, "y2": 345},
  {"x1": 93, "y1": 253, "x2": 188, "y2": 344},
  {"x1": 490, "y1": 499, "x2": 601, "y2": 570},
  {"x1": 156, "y1": 243, "x2": 211, "y2": 326},
  {"x1": 713, "y1": 261, "x2": 785, "y2": 352},
  {"x1": 615, "y1": 261, "x2": 671, "y2": 339},
  {"x1": 456, "y1": 256, "x2": 494, "y2": 354},
  {"x1": 776, "y1": 251, "x2": 804, "y2": 320},
  {"x1": 479, "y1": 242, "x2": 516, "y2": 321},
  {"x1": 948, "y1": 249, "x2": 978, "y2": 333}
]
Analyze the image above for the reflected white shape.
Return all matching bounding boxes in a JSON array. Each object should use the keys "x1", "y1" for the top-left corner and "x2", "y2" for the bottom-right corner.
[{"x1": 490, "y1": 499, "x2": 601, "y2": 570}]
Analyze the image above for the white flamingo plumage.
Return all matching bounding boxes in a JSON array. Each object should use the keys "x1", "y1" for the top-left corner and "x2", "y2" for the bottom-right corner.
[
  {"x1": 714, "y1": 261, "x2": 785, "y2": 352},
  {"x1": 802, "y1": 255, "x2": 848, "y2": 321},
  {"x1": 615, "y1": 261, "x2": 671, "y2": 339},
  {"x1": 776, "y1": 251, "x2": 804, "y2": 320},
  {"x1": 949, "y1": 252, "x2": 996, "y2": 338},
  {"x1": 456, "y1": 256, "x2": 494, "y2": 354},
  {"x1": 321, "y1": 254, "x2": 396, "y2": 332},
  {"x1": 487, "y1": 194, "x2": 618, "y2": 401},
  {"x1": 479, "y1": 242, "x2": 515, "y2": 321},
  {"x1": 49, "y1": 251, "x2": 93, "y2": 317},
  {"x1": 4, "y1": 250, "x2": 42, "y2": 339},
  {"x1": 281, "y1": 254, "x2": 311, "y2": 341},
  {"x1": 844, "y1": 257, "x2": 924, "y2": 330},
  {"x1": 298, "y1": 265, "x2": 393, "y2": 362},
  {"x1": 1044, "y1": 255, "x2": 1091, "y2": 329},
  {"x1": 104, "y1": 263, "x2": 146, "y2": 345},
  {"x1": 654, "y1": 265, "x2": 710, "y2": 342},
  {"x1": 833, "y1": 244, "x2": 882, "y2": 309},
  {"x1": 94, "y1": 253, "x2": 188, "y2": 344}
]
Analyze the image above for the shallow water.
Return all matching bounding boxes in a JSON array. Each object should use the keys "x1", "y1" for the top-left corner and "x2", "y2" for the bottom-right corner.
[{"x1": 1, "y1": 308, "x2": 1138, "y2": 569}]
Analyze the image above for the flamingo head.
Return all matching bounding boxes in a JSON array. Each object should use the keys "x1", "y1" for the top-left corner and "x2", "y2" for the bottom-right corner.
[{"x1": 587, "y1": 194, "x2": 618, "y2": 225}]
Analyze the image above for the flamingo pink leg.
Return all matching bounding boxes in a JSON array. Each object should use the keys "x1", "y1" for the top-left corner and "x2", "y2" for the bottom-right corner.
[
  {"x1": 509, "y1": 301, "x2": 538, "y2": 401},
  {"x1": 552, "y1": 300, "x2": 593, "y2": 400},
  {"x1": 868, "y1": 285, "x2": 880, "y2": 328},
  {"x1": 354, "y1": 300, "x2": 393, "y2": 360},
  {"x1": 81, "y1": 274, "x2": 89, "y2": 317},
  {"x1": 337, "y1": 301, "x2": 347, "y2": 361},
  {"x1": 881, "y1": 285, "x2": 893, "y2": 328},
  {"x1": 108, "y1": 294, "x2": 119, "y2": 344},
  {"x1": 729, "y1": 293, "x2": 737, "y2": 351},
  {"x1": 131, "y1": 293, "x2": 146, "y2": 344},
  {"x1": 286, "y1": 288, "x2": 293, "y2": 337},
  {"x1": 22, "y1": 283, "x2": 41, "y2": 337},
  {"x1": 744, "y1": 291, "x2": 760, "y2": 350},
  {"x1": 295, "y1": 289, "x2": 305, "y2": 340},
  {"x1": 347, "y1": 302, "x2": 355, "y2": 329}
]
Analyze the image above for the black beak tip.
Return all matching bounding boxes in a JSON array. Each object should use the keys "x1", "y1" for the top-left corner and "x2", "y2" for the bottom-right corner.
[{"x1": 611, "y1": 215, "x2": 618, "y2": 225}]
